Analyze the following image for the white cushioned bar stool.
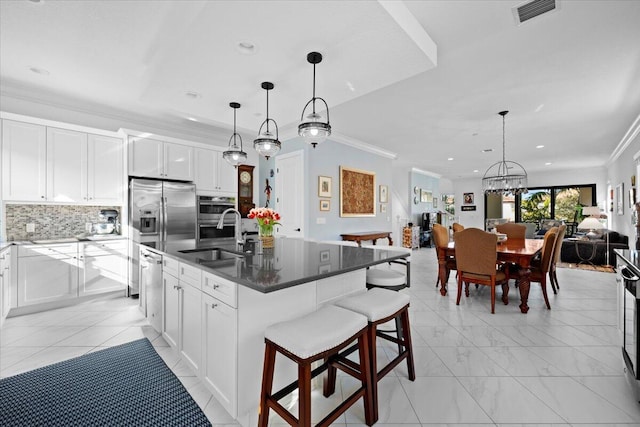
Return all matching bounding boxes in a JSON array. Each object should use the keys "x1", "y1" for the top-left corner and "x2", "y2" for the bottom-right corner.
[
  {"x1": 330, "y1": 288, "x2": 415, "y2": 421},
  {"x1": 361, "y1": 244, "x2": 411, "y2": 292},
  {"x1": 258, "y1": 305, "x2": 376, "y2": 427}
]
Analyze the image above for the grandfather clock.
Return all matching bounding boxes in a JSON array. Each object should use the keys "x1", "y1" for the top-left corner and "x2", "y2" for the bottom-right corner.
[{"x1": 238, "y1": 164, "x2": 255, "y2": 217}]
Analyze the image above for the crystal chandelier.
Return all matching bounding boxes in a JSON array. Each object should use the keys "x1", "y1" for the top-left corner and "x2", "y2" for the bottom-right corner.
[
  {"x1": 253, "y1": 82, "x2": 281, "y2": 159},
  {"x1": 298, "y1": 52, "x2": 331, "y2": 148},
  {"x1": 222, "y1": 102, "x2": 247, "y2": 167},
  {"x1": 482, "y1": 110, "x2": 528, "y2": 195}
]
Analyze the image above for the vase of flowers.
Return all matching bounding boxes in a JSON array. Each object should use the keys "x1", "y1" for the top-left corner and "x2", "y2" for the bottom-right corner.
[{"x1": 247, "y1": 207, "x2": 281, "y2": 249}]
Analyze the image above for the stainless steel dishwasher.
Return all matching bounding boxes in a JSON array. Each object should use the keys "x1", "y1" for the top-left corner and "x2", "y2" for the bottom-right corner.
[{"x1": 140, "y1": 247, "x2": 163, "y2": 333}]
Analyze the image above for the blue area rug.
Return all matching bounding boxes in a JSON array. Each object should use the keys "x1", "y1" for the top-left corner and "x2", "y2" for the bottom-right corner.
[{"x1": 0, "y1": 338, "x2": 211, "y2": 427}]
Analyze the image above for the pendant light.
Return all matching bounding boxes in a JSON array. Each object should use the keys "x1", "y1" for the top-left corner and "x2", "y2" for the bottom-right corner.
[
  {"x1": 253, "y1": 81, "x2": 281, "y2": 159},
  {"x1": 482, "y1": 110, "x2": 528, "y2": 195},
  {"x1": 298, "y1": 51, "x2": 331, "y2": 148},
  {"x1": 222, "y1": 102, "x2": 247, "y2": 167}
]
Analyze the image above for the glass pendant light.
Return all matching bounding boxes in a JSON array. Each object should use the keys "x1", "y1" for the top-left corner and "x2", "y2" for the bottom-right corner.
[
  {"x1": 298, "y1": 52, "x2": 331, "y2": 148},
  {"x1": 222, "y1": 102, "x2": 247, "y2": 167},
  {"x1": 253, "y1": 81, "x2": 281, "y2": 159}
]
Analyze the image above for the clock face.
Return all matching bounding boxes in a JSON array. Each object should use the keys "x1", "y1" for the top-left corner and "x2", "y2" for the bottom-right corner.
[{"x1": 240, "y1": 171, "x2": 252, "y2": 184}]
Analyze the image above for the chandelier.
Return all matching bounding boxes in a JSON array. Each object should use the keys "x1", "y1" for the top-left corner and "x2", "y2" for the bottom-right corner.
[
  {"x1": 222, "y1": 102, "x2": 247, "y2": 167},
  {"x1": 253, "y1": 82, "x2": 281, "y2": 159},
  {"x1": 482, "y1": 110, "x2": 528, "y2": 195},
  {"x1": 298, "y1": 52, "x2": 331, "y2": 148}
]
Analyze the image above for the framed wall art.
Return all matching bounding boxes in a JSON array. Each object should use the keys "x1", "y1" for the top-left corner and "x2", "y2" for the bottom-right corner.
[
  {"x1": 420, "y1": 190, "x2": 432, "y2": 203},
  {"x1": 319, "y1": 200, "x2": 330, "y2": 211},
  {"x1": 380, "y1": 204, "x2": 387, "y2": 213},
  {"x1": 340, "y1": 166, "x2": 375, "y2": 217},
  {"x1": 318, "y1": 176, "x2": 332, "y2": 198},
  {"x1": 617, "y1": 183, "x2": 624, "y2": 215},
  {"x1": 433, "y1": 198, "x2": 438, "y2": 208},
  {"x1": 630, "y1": 188, "x2": 636, "y2": 209},
  {"x1": 379, "y1": 185, "x2": 388, "y2": 203},
  {"x1": 464, "y1": 192, "x2": 474, "y2": 205}
]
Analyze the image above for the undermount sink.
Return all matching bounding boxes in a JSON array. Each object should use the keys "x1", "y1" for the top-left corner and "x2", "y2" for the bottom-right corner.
[{"x1": 179, "y1": 247, "x2": 245, "y2": 262}]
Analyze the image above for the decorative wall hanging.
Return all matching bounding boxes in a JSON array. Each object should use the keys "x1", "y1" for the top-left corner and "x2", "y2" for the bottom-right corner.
[
  {"x1": 340, "y1": 166, "x2": 375, "y2": 217},
  {"x1": 421, "y1": 190, "x2": 432, "y2": 203},
  {"x1": 318, "y1": 176, "x2": 332, "y2": 198},
  {"x1": 320, "y1": 200, "x2": 330, "y2": 211},
  {"x1": 617, "y1": 183, "x2": 624, "y2": 215},
  {"x1": 379, "y1": 185, "x2": 388, "y2": 203},
  {"x1": 464, "y1": 192, "x2": 474, "y2": 205}
]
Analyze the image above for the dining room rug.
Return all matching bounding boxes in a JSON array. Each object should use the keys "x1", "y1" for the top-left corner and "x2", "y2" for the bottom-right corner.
[
  {"x1": 557, "y1": 262, "x2": 615, "y2": 273},
  {"x1": 0, "y1": 338, "x2": 211, "y2": 427}
]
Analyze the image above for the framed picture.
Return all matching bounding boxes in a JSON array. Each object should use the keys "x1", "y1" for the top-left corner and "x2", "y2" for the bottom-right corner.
[
  {"x1": 433, "y1": 198, "x2": 438, "y2": 208},
  {"x1": 464, "y1": 192, "x2": 474, "y2": 205},
  {"x1": 319, "y1": 200, "x2": 330, "y2": 211},
  {"x1": 320, "y1": 250, "x2": 330, "y2": 263},
  {"x1": 318, "y1": 264, "x2": 331, "y2": 274},
  {"x1": 630, "y1": 188, "x2": 636, "y2": 209},
  {"x1": 420, "y1": 190, "x2": 432, "y2": 203},
  {"x1": 340, "y1": 166, "x2": 375, "y2": 217},
  {"x1": 379, "y1": 185, "x2": 388, "y2": 203},
  {"x1": 380, "y1": 204, "x2": 387, "y2": 213},
  {"x1": 617, "y1": 183, "x2": 624, "y2": 215},
  {"x1": 318, "y1": 176, "x2": 332, "y2": 198}
]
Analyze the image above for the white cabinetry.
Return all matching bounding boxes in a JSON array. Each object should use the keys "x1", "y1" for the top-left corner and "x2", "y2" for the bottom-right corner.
[
  {"x1": 1, "y1": 120, "x2": 47, "y2": 201},
  {"x1": 180, "y1": 280, "x2": 202, "y2": 374},
  {"x1": 47, "y1": 127, "x2": 87, "y2": 203},
  {"x1": 195, "y1": 148, "x2": 237, "y2": 194},
  {"x1": 163, "y1": 269, "x2": 181, "y2": 349},
  {"x1": 202, "y1": 277, "x2": 237, "y2": 417},
  {"x1": 79, "y1": 241, "x2": 127, "y2": 296},
  {"x1": 1, "y1": 247, "x2": 12, "y2": 326},
  {"x1": 17, "y1": 244, "x2": 79, "y2": 307},
  {"x1": 129, "y1": 137, "x2": 194, "y2": 181},
  {"x1": 1, "y1": 119, "x2": 124, "y2": 204}
]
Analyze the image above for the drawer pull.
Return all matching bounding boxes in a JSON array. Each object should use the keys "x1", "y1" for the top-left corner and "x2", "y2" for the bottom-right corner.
[
  {"x1": 213, "y1": 284, "x2": 220, "y2": 289},
  {"x1": 211, "y1": 303, "x2": 218, "y2": 309}
]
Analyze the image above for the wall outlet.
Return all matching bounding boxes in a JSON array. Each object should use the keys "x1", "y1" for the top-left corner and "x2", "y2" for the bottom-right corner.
[
  {"x1": 26, "y1": 223, "x2": 35, "y2": 233},
  {"x1": 316, "y1": 217, "x2": 326, "y2": 224}
]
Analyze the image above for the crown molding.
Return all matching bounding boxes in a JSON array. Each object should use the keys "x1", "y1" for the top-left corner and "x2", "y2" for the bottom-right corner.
[
  {"x1": 411, "y1": 167, "x2": 442, "y2": 179},
  {"x1": 329, "y1": 131, "x2": 398, "y2": 159},
  {"x1": 610, "y1": 112, "x2": 640, "y2": 164}
]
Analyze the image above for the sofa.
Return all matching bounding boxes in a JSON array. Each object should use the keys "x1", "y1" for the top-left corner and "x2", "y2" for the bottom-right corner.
[{"x1": 560, "y1": 231, "x2": 629, "y2": 265}]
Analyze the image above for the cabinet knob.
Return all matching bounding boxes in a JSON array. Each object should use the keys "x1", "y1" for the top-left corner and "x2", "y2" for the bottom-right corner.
[
  {"x1": 41, "y1": 196, "x2": 45, "y2": 199},
  {"x1": 211, "y1": 303, "x2": 218, "y2": 309},
  {"x1": 213, "y1": 284, "x2": 220, "y2": 289}
]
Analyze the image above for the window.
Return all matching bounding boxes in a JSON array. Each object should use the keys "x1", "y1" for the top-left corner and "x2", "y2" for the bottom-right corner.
[{"x1": 515, "y1": 184, "x2": 595, "y2": 223}]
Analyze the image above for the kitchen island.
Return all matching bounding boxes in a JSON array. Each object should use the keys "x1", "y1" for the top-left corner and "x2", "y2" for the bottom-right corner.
[{"x1": 144, "y1": 237, "x2": 408, "y2": 426}]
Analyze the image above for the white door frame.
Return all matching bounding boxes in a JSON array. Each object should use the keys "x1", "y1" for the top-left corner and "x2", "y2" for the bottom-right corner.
[{"x1": 274, "y1": 150, "x2": 305, "y2": 238}]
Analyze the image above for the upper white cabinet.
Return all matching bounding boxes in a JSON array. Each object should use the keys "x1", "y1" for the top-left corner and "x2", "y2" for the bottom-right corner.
[
  {"x1": 1, "y1": 120, "x2": 47, "y2": 201},
  {"x1": 1, "y1": 119, "x2": 124, "y2": 204},
  {"x1": 47, "y1": 127, "x2": 87, "y2": 203},
  {"x1": 129, "y1": 137, "x2": 194, "y2": 181},
  {"x1": 195, "y1": 148, "x2": 237, "y2": 195}
]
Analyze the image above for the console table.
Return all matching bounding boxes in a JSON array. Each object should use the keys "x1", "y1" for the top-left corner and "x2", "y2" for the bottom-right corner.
[{"x1": 340, "y1": 231, "x2": 393, "y2": 246}]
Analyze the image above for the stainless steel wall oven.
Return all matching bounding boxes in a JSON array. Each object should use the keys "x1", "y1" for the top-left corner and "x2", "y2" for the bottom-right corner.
[
  {"x1": 618, "y1": 250, "x2": 640, "y2": 402},
  {"x1": 197, "y1": 196, "x2": 236, "y2": 243}
]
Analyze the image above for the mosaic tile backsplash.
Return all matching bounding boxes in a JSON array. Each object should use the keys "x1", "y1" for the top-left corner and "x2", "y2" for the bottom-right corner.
[{"x1": 5, "y1": 204, "x2": 122, "y2": 241}]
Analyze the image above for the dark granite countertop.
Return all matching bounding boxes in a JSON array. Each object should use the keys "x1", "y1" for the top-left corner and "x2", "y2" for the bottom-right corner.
[
  {"x1": 0, "y1": 235, "x2": 127, "y2": 250},
  {"x1": 145, "y1": 238, "x2": 409, "y2": 294}
]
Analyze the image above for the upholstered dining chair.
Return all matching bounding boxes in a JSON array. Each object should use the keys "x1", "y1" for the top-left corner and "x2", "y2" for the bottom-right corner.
[
  {"x1": 432, "y1": 223, "x2": 456, "y2": 288},
  {"x1": 454, "y1": 228, "x2": 509, "y2": 314},
  {"x1": 523, "y1": 228, "x2": 558, "y2": 309},
  {"x1": 495, "y1": 222, "x2": 526, "y2": 239},
  {"x1": 548, "y1": 224, "x2": 566, "y2": 294},
  {"x1": 452, "y1": 223, "x2": 464, "y2": 233}
]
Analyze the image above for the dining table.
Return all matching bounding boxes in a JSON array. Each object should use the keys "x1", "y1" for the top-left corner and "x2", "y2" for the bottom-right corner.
[{"x1": 437, "y1": 238, "x2": 544, "y2": 313}]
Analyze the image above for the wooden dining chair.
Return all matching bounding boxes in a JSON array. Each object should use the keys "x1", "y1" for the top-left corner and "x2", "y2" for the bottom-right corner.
[
  {"x1": 495, "y1": 222, "x2": 526, "y2": 239},
  {"x1": 454, "y1": 228, "x2": 509, "y2": 314},
  {"x1": 452, "y1": 223, "x2": 464, "y2": 233},
  {"x1": 524, "y1": 229, "x2": 558, "y2": 309},
  {"x1": 433, "y1": 223, "x2": 456, "y2": 288},
  {"x1": 548, "y1": 224, "x2": 566, "y2": 294}
]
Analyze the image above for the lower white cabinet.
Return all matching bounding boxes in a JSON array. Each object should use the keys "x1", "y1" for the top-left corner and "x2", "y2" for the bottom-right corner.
[
  {"x1": 202, "y1": 292, "x2": 238, "y2": 417},
  {"x1": 180, "y1": 282, "x2": 202, "y2": 374},
  {"x1": 1, "y1": 247, "x2": 12, "y2": 326},
  {"x1": 17, "y1": 244, "x2": 79, "y2": 307},
  {"x1": 163, "y1": 271, "x2": 180, "y2": 349},
  {"x1": 79, "y1": 241, "x2": 127, "y2": 296}
]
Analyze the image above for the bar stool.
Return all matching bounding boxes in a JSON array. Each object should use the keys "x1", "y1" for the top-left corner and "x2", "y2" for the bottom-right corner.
[
  {"x1": 330, "y1": 288, "x2": 415, "y2": 421},
  {"x1": 258, "y1": 305, "x2": 376, "y2": 427}
]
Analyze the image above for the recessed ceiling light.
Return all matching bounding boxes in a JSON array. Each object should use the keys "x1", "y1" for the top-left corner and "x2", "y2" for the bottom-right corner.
[
  {"x1": 447, "y1": 157, "x2": 454, "y2": 161},
  {"x1": 482, "y1": 148, "x2": 493, "y2": 153},
  {"x1": 536, "y1": 145, "x2": 544, "y2": 149},
  {"x1": 472, "y1": 133, "x2": 478, "y2": 136},
  {"x1": 237, "y1": 41, "x2": 257, "y2": 55},
  {"x1": 535, "y1": 104, "x2": 544, "y2": 113},
  {"x1": 29, "y1": 66, "x2": 49, "y2": 75},
  {"x1": 28, "y1": 0, "x2": 43, "y2": 3},
  {"x1": 545, "y1": 162, "x2": 552, "y2": 166},
  {"x1": 346, "y1": 81, "x2": 356, "y2": 92},
  {"x1": 185, "y1": 91, "x2": 201, "y2": 99},
  {"x1": 473, "y1": 169, "x2": 479, "y2": 173},
  {"x1": 186, "y1": 117, "x2": 198, "y2": 122}
]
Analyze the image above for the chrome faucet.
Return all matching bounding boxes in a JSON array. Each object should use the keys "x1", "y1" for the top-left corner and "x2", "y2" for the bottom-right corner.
[{"x1": 217, "y1": 208, "x2": 244, "y2": 248}]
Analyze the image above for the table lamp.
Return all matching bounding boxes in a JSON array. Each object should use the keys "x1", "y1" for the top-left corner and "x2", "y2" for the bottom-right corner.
[{"x1": 578, "y1": 206, "x2": 610, "y2": 266}]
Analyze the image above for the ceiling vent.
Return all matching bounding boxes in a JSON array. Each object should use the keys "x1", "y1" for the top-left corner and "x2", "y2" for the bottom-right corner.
[{"x1": 513, "y1": 0, "x2": 558, "y2": 25}]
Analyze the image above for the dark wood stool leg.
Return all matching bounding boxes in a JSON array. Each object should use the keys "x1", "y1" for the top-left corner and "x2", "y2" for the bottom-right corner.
[
  {"x1": 258, "y1": 341, "x2": 277, "y2": 427},
  {"x1": 400, "y1": 308, "x2": 416, "y2": 381},
  {"x1": 367, "y1": 323, "x2": 379, "y2": 423},
  {"x1": 299, "y1": 362, "x2": 312, "y2": 427},
  {"x1": 358, "y1": 329, "x2": 376, "y2": 426},
  {"x1": 323, "y1": 356, "x2": 337, "y2": 397}
]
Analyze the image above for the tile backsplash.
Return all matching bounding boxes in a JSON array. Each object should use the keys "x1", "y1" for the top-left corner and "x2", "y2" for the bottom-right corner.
[{"x1": 5, "y1": 204, "x2": 122, "y2": 241}]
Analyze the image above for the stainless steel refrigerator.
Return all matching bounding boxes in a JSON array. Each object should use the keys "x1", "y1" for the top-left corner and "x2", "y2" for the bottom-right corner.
[{"x1": 129, "y1": 178, "x2": 196, "y2": 296}]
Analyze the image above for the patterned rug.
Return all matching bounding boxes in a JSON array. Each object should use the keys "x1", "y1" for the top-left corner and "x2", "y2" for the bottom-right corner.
[
  {"x1": 557, "y1": 262, "x2": 615, "y2": 273},
  {"x1": 0, "y1": 338, "x2": 210, "y2": 427}
]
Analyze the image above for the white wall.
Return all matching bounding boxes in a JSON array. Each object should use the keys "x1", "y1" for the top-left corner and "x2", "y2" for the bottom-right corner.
[{"x1": 607, "y1": 134, "x2": 640, "y2": 244}]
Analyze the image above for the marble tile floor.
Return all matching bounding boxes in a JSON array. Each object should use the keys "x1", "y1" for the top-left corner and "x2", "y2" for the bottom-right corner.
[{"x1": 1, "y1": 247, "x2": 640, "y2": 426}]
